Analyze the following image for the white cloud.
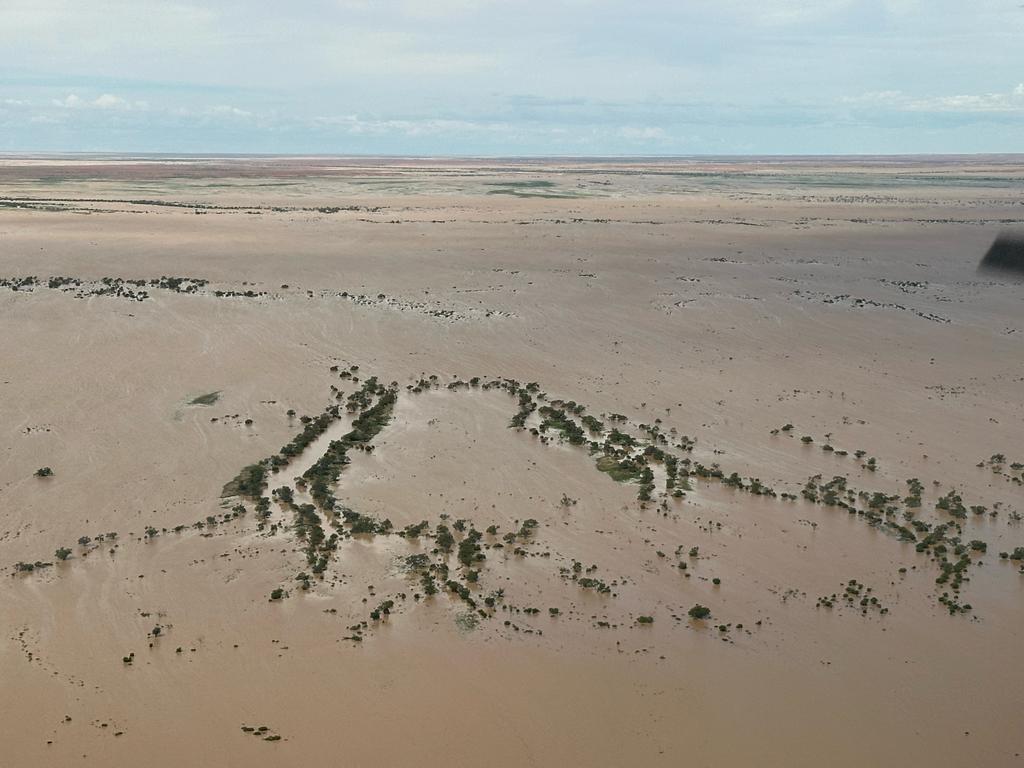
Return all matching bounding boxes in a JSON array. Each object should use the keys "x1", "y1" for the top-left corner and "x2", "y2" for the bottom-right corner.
[
  {"x1": 907, "y1": 93, "x2": 1021, "y2": 113},
  {"x1": 207, "y1": 105, "x2": 253, "y2": 118},
  {"x1": 92, "y1": 93, "x2": 128, "y2": 109},
  {"x1": 843, "y1": 84, "x2": 1024, "y2": 114},
  {"x1": 53, "y1": 92, "x2": 146, "y2": 110},
  {"x1": 53, "y1": 94, "x2": 83, "y2": 108}
]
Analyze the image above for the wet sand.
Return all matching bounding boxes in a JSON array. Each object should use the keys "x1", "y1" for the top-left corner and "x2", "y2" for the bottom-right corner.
[{"x1": 1, "y1": 156, "x2": 1023, "y2": 767}]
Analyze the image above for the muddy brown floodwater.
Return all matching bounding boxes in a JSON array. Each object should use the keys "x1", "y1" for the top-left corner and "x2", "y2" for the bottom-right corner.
[{"x1": 1, "y1": 155, "x2": 1023, "y2": 767}]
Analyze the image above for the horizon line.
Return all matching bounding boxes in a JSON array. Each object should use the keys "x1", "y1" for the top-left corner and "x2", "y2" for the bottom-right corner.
[{"x1": 3, "y1": 151, "x2": 1024, "y2": 161}]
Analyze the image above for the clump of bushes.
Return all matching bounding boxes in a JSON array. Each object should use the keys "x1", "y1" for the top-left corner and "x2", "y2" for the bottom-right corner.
[{"x1": 688, "y1": 604, "x2": 711, "y2": 619}]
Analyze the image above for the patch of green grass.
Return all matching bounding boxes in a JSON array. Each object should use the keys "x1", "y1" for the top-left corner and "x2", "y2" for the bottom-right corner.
[
  {"x1": 596, "y1": 455, "x2": 641, "y2": 482},
  {"x1": 222, "y1": 462, "x2": 267, "y2": 498}
]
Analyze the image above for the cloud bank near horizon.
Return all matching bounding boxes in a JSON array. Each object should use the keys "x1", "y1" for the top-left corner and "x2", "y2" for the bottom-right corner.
[{"x1": 1, "y1": 0, "x2": 1022, "y2": 154}]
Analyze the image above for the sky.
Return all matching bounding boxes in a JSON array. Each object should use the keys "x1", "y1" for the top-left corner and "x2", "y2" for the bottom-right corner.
[{"x1": 1, "y1": 0, "x2": 1022, "y2": 155}]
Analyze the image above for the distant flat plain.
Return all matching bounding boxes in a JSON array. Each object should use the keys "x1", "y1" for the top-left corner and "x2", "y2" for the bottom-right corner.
[{"x1": 1, "y1": 155, "x2": 1022, "y2": 767}]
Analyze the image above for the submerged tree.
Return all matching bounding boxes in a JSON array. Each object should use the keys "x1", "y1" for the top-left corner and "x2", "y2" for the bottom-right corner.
[{"x1": 688, "y1": 604, "x2": 711, "y2": 620}]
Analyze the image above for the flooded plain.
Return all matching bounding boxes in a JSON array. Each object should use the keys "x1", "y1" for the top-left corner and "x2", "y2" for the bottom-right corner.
[{"x1": 1, "y1": 155, "x2": 1023, "y2": 766}]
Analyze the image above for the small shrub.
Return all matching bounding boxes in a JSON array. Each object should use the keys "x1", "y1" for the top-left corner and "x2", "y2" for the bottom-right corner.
[{"x1": 688, "y1": 604, "x2": 711, "y2": 620}]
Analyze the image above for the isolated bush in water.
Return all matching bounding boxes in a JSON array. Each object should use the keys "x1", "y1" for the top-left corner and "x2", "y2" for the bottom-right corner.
[{"x1": 688, "y1": 604, "x2": 711, "y2": 620}]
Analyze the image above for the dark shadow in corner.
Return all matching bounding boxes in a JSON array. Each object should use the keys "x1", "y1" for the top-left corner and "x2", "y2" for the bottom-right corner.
[{"x1": 979, "y1": 233, "x2": 1024, "y2": 276}]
